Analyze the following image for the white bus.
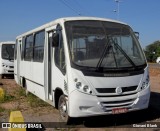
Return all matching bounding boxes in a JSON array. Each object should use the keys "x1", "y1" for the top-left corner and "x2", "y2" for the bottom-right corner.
[
  {"x1": 14, "y1": 17, "x2": 150, "y2": 123},
  {"x1": 0, "y1": 41, "x2": 15, "y2": 79},
  {"x1": 156, "y1": 57, "x2": 160, "y2": 64}
]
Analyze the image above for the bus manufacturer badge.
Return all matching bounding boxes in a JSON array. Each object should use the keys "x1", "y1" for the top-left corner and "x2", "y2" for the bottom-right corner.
[{"x1": 115, "y1": 87, "x2": 122, "y2": 95}]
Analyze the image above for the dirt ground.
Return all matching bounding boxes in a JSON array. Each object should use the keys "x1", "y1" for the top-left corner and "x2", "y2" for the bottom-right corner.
[{"x1": 0, "y1": 64, "x2": 160, "y2": 131}]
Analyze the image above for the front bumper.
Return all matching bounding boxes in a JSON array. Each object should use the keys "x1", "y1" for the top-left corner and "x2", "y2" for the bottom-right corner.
[
  {"x1": 1, "y1": 68, "x2": 14, "y2": 74},
  {"x1": 68, "y1": 86, "x2": 150, "y2": 117}
]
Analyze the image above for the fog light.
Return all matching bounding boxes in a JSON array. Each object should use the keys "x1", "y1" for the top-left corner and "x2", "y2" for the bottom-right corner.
[
  {"x1": 97, "y1": 102, "x2": 106, "y2": 111},
  {"x1": 79, "y1": 106, "x2": 91, "y2": 111},
  {"x1": 133, "y1": 98, "x2": 139, "y2": 104}
]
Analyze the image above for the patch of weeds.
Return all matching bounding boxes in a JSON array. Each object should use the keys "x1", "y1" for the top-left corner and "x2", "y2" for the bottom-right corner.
[
  {"x1": 17, "y1": 87, "x2": 26, "y2": 97},
  {"x1": 0, "y1": 93, "x2": 15, "y2": 103},
  {"x1": 0, "y1": 107, "x2": 5, "y2": 112},
  {"x1": 4, "y1": 94, "x2": 15, "y2": 102},
  {"x1": 27, "y1": 93, "x2": 50, "y2": 107}
]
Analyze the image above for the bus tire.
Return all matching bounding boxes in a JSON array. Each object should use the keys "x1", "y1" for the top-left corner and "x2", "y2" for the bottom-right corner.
[
  {"x1": 22, "y1": 78, "x2": 28, "y2": 96},
  {"x1": 0, "y1": 75, "x2": 4, "y2": 79},
  {"x1": 58, "y1": 95, "x2": 71, "y2": 124},
  {"x1": 22, "y1": 77, "x2": 26, "y2": 88}
]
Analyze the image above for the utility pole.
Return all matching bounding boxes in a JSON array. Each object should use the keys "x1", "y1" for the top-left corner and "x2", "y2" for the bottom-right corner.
[{"x1": 114, "y1": 0, "x2": 120, "y2": 20}]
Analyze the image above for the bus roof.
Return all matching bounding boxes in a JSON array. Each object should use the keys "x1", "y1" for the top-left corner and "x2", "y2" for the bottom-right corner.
[
  {"x1": 16, "y1": 16, "x2": 128, "y2": 39},
  {"x1": 0, "y1": 41, "x2": 15, "y2": 45}
]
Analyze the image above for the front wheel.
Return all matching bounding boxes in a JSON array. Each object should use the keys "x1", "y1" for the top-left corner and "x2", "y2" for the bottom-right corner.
[
  {"x1": 58, "y1": 95, "x2": 71, "y2": 124},
  {"x1": 0, "y1": 75, "x2": 4, "y2": 79}
]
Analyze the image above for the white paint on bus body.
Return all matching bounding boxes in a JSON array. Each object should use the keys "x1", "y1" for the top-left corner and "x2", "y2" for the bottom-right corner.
[
  {"x1": 0, "y1": 41, "x2": 15, "y2": 78},
  {"x1": 14, "y1": 17, "x2": 150, "y2": 121}
]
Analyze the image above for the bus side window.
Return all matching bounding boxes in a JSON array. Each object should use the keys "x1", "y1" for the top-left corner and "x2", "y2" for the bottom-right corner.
[
  {"x1": 54, "y1": 37, "x2": 66, "y2": 74},
  {"x1": 33, "y1": 30, "x2": 45, "y2": 62},
  {"x1": 21, "y1": 37, "x2": 25, "y2": 60},
  {"x1": 24, "y1": 34, "x2": 33, "y2": 61}
]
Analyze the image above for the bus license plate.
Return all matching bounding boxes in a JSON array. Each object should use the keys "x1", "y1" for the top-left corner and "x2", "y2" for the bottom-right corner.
[{"x1": 112, "y1": 108, "x2": 128, "y2": 114}]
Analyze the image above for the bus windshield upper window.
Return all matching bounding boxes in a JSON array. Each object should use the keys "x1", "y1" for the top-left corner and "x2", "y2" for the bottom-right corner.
[
  {"x1": 2, "y1": 44, "x2": 15, "y2": 60},
  {"x1": 65, "y1": 20, "x2": 146, "y2": 69}
]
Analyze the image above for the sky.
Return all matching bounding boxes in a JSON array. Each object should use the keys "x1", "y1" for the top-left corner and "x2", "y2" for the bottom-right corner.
[{"x1": 0, "y1": 0, "x2": 160, "y2": 48}]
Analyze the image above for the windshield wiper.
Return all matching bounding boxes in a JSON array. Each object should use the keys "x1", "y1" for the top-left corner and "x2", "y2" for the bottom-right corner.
[
  {"x1": 110, "y1": 38, "x2": 137, "y2": 69},
  {"x1": 96, "y1": 21, "x2": 136, "y2": 71},
  {"x1": 96, "y1": 36, "x2": 137, "y2": 71},
  {"x1": 96, "y1": 38, "x2": 111, "y2": 71}
]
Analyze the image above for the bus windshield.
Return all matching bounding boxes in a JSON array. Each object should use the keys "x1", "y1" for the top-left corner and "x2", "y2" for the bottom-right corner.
[
  {"x1": 65, "y1": 20, "x2": 146, "y2": 70},
  {"x1": 2, "y1": 44, "x2": 15, "y2": 60}
]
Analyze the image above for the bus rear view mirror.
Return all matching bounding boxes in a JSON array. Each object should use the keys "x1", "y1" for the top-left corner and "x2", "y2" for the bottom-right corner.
[
  {"x1": 134, "y1": 32, "x2": 139, "y2": 39},
  {"x1": 52, "y1": 24, "x2": 62, "y2": 47},
  {"x1": 52, "y1": 33, "x2": 59, "y2": 47}
]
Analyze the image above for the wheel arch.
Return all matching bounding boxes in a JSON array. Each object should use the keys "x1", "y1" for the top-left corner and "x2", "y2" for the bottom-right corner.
[
  {"x1": 22, "y1": 77, "x2": 26, "y2": 88},
  {"x1": 54, "y1": 87, "x2": 64, "y2": 109}
]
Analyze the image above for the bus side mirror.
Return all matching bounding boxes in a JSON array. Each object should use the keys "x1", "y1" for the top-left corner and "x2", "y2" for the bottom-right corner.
[
  {"x1": 52, "y1": 33, "x2": 59, "y2": 47},
  {"x1": 134, "y1": 32, "x2": 139, "y2": 39},
  {"x1": 52, "y1": 24, "x2": 62, "y2": 47}
]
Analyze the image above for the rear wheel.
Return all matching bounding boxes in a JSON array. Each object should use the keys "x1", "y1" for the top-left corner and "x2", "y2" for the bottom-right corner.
[
  {"x1": 58, "y1": 95, "x2": 71, "y2": 124},
  {"x1": 21, "y1": 78, "x2": 28, "y2": 96}
]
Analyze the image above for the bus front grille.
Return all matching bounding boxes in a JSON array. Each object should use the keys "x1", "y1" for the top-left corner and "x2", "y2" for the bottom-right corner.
[
  {"x1": 97, "y1": 92, "x2": 138, "y2": 111},
  {"x1": 96, "y1": 86, "x2": 137, "y2": 94},
  {"x1": 101, "y1": 98, "x2": 136, "y2": 111},
  {"x1": 8, "y1": 71, "x2": 14, "y2": 73}
]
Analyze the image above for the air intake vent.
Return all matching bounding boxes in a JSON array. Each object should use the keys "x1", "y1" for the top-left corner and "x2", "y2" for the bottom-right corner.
[{"x1": 64, "y1": 80, "x2": 68, "y2": 94}]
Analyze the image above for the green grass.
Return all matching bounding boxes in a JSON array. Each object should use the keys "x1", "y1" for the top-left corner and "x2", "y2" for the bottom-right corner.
[
  {"x1": 1, "y1": 86, "x2": 50, "y2": 108},
  {"x1": 0, "y1": 92, "x2": 15, "y2": 103},
  {"x1": 15, "y1": 87, "x2": 50, "y2": 107},
  {"x1": 17, "y1": 87, "x2": 26, "y2": 97},
  {"x1": 4, "y1": 94, "x2": 15, "y2": 102},
  {"x1": 27, "y1": 92, "x2": 50, "y2": 107},
  {"x1": 0, "y1": 107, "x2": 5, "y2": 112}
]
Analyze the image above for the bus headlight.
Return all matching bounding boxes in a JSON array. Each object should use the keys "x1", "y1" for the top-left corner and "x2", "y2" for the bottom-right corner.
[
  {"x1": 83, "y1": 85, "x2": 89, "y2": 92},
  {"x1": 76, "y1": 82, "x2": 82, "y2": 89},
  {"x1": 140, "y1": 75, "x2": 149, "y2": 90},
  {"x1": 74, "y1": 78, "x2": 92, "y2": 94}
]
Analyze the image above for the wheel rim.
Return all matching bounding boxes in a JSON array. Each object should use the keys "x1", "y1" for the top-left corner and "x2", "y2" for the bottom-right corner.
[{"x1": 59, "y1": 97, "x2": 68, "y2": 121}]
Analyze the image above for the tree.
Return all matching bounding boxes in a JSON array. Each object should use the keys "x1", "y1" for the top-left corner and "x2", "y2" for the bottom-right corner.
[{"x1": 144, "y1": 40, "x2": 160, "y2": 62}]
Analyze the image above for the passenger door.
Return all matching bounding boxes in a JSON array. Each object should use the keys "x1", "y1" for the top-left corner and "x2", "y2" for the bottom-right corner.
[
  {"x1": 45, "y1": 25, "x2": 67, "y2": 105},
  {"x1": 44, "y1": 30, "x2": 54, "y2": 101}
]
